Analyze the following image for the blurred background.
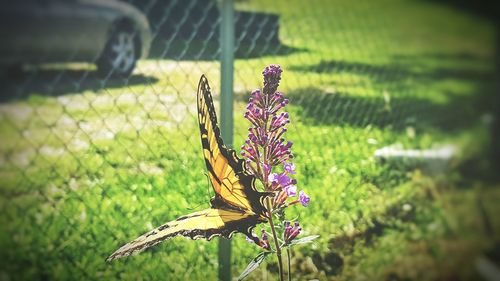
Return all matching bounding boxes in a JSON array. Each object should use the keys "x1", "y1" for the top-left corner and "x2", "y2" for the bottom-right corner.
[{"x1": 0, "y1": 0, "x2": 499, "y2": 280}]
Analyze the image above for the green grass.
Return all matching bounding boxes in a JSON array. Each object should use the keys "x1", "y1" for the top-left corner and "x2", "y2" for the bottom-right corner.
[{"x1": 0, "y1": 0, "x2": 499, "y2": 280}]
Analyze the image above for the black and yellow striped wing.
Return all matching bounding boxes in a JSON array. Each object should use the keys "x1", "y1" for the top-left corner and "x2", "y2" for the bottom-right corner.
[
  {"x1": 197, "y1": 75, "x2": 268, "y2": 215},
  {"x1": 106, "y1": 209, "x2": 262, "y2": 261}
]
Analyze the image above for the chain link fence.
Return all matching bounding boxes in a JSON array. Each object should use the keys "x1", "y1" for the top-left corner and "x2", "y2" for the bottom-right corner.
[{"x1": 0, "y1": 0, "x2": 498, "y2": 280}]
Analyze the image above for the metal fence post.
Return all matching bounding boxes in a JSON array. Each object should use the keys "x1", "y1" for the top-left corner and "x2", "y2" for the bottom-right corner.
[{"x1": 219, "y1": 0, "x2": 234, "y2": 280}]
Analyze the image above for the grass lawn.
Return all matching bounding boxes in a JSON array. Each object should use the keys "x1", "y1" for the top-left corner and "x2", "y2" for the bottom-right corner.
[{"x1": 0, "y1": 0, "x2": 499, "y2": 280}]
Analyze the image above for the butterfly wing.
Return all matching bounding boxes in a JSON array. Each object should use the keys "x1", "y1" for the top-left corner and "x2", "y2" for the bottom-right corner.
[
  {"x1": 106, "y1": 208, "x2": 262, "y2": 261},
  {"x1": 197, "y1": 75, "x2": 268, "y2": 215},
  {"x1": 106, "y1": 76, "x2": 270, "y2": 262}
]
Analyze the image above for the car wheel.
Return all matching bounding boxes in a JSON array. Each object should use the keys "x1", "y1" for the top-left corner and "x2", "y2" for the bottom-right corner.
[{"x1": 97, "y1": 27, "x2": 138, "y2": 77}]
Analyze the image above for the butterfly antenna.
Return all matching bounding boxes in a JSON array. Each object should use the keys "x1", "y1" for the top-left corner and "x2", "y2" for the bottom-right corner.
[
  {"x1": 288, "y1": 215, "x2": 300, "y2": 224},
  {"x1": 186, "y1": 203, "x2": 204, "y2": 211},
  {"x1": 185, "y1": 173, "x2": 212, "y2": 210},
  {"x1": 203, "y1": 172, "x2": 212, "y2": 204}
]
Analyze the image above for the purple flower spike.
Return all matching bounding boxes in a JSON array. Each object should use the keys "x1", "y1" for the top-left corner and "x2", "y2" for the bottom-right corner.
[
  {"x1": 299, "y1": 190, "x2": 310, "y2": 207},
  {"x1": 262, "y1": 64, "x2": 283, "y2": 95},
  {"x1": 284, "y1": 162, "x2": 296, "y2": 174},
  {"x1": 241, "y1": 65, "x2": 308, "y2": 208}
]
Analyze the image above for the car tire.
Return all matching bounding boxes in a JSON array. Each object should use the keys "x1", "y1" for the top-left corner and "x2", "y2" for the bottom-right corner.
[{"x1": 97, "y1": 26, "x2": 139, "y2": 77}]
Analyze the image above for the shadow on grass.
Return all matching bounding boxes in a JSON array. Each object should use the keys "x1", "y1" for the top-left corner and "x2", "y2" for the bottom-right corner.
[
  {"x1": 286, "y1": 52, "x2": 496, "y2": 132},
  {"x1": 285, "y1": 87, "x2": 489, "y2": 132},
  {"x1": 148, "y1": 39, "x2": 303, "y2": 61},
  {"x1": 0, "y1": 68, "x2": 158, "y2": 103},
  {"x1": 291, "y1": 55, "x2": 494, "y2": 84}
]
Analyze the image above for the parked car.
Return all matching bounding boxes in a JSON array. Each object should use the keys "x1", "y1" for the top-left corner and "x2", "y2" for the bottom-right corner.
[{"x1": 0, "y1": 0, "x2": 151, "y2": 76}]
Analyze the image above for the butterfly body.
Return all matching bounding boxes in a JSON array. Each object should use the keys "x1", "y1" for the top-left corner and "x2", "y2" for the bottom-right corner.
[{"x1": 106, "y1": 75, "x2": 269, "y2": 262}]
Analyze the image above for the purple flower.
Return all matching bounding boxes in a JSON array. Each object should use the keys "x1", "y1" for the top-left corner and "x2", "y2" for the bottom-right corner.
[
  {"x1": 284, "y1": 185, "x2": 297, "y2": 197},
  {"x1": 299, "y1": 190, "x2": 310, "y2": 207},
  {"x1": 263, "y1": 163, "x2": 271, "y2": 174},
  {"x1": 284, "y1": 162, "x2": 296, "y2": 174},
  {"x1": 273, "y1": 189, "x2": 288, "y2": 208},
  {"x1": 244, "y1": 89, "x2": 268, "y2": 128},
  {"x1": 251, "y1": 89, "x2": 263, "y2": 100},
  {"x1": 262, "y1": 64, "x2": 283, "y2": 95},
  {"x1": 268, "y1": 173, "x2": 278, "y2": 184},
  {"x1": 245, "y1": 229, "x2": 271, "y2": 250},
  {"x1": 259, "y1": 229, "x2": 271, "y2": 250},
  {"x1": 275, "y1": 173, "x2": 291, "y2": 187},
  {"x1": 245, "y1": 231, "x2": 261, "y2": 245},
  {"x1": 270, "y1": 112, "x2": 290, "y2": 130},
  {"x1": 246, "y1": 235, "x2": 256, "y2": 243},
  {"x1": 283, "y1": 221, "x2": 302, "y2": 244},
  {"x1": 268, "y1": 93, "x2": 289, "y2": 115},
  {"x1": 266, "y1": 137, "x2": 293, "y2": 166}
]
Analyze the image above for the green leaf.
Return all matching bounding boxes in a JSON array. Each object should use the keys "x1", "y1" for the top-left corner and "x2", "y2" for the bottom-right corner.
[
  {"x1": 288, "y1": 235, "x2": 320, "y2": 246},
  {"x1": 237, "y1": 252, "x2": 271, "y2": 281}
]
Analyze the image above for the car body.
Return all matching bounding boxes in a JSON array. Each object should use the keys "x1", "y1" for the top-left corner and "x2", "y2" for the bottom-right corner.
[{"x1": 0, "y1": 0, "x2": 151, "y2": 76}]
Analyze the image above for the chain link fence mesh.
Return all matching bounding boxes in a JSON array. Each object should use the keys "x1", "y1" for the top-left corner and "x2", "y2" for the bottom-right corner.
[{"x1": 0, "y1": 0, "x2": 498, "y2": 280}]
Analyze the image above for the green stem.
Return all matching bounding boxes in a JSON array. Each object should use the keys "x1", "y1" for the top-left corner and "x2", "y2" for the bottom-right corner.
[
  {"x1": 261, "y1": 91, "x2": 283, "y2": 280},
  {"x1": 267, "y1": 200, "x2": 284, "y2": 281},
  {"x1": 286, "y1": 247, "x2": 291, "y2": 281}
]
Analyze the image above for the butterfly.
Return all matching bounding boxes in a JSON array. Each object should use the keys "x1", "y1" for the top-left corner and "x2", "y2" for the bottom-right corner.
[{"x1": 106, "y1": 75, "x2": 270, "y2": 261}]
